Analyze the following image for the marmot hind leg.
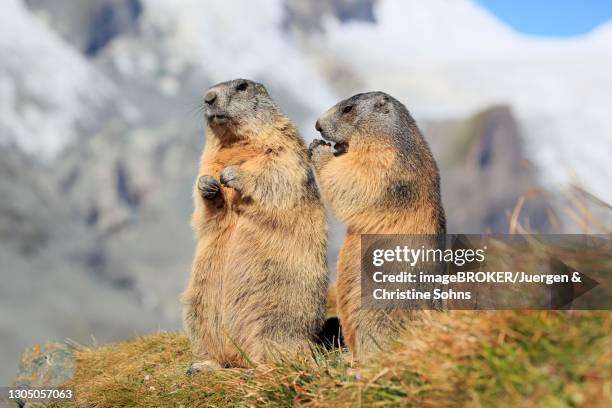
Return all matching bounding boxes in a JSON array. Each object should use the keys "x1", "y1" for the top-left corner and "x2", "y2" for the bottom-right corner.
[{"x1": 182, "y1": 284, "x2": 223, "y2": 375}]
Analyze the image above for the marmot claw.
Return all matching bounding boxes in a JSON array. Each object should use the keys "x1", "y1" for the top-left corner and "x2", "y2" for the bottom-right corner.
[
  {"x1": 198, "y1": 175, "x2": 221, "y2": 199},
  {"x1": 308, "y1": 139, "x2": 330, "y2": 158},
  {"x1": 308, "y1": 139, "x2": 333, "y2": 166},
  {"x1": 220, "y1": 165, "x2": 242, "y2": 190}
]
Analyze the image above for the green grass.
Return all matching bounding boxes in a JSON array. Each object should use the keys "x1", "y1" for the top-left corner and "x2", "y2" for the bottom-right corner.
[{"x1": 49, "y1": 311, "x2": 611, "y2": 407}]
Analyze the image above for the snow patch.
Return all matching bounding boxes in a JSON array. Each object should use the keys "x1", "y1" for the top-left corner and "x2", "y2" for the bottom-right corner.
[
  {"x1": 140, "y1": 0, "x2": 337, "y2": 113},
  {"x1": 0, "y1": 0, "x2": 113, "y2": 157}
]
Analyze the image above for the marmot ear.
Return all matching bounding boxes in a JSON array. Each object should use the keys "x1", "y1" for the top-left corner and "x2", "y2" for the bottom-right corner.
[
  {"x1": 255, "y1": 83, "x2": 269, "y2": 96},
  {"x1": 375, "y1": 95, "x2": 390, "y2": 113}
]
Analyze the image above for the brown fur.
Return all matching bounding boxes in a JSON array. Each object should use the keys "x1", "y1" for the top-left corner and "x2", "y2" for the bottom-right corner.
[
  {"x1": 183, "y1": 79, "x2": 328, "y2": 372},
  {"x1": 310, "y1": 92, "x2": 445, "y2": 355}
]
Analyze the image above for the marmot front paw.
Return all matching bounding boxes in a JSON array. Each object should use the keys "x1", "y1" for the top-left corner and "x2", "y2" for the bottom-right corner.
[
  {"x1": 308, "y1": 139, "x2": 333, "y2": 165},
  {"x1": 220, "y1": 165, "x2": 243, "y2": 190},
  {"x1": 198, "y1": 175, "x2": 221, "y2": 200}
]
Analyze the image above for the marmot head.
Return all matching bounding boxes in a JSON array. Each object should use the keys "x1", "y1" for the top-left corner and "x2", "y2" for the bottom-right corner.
[
  {"x1": 314, "y1": 92, "x2": 414, "y2": 156},
  {"x1": 203, "y1": 78, "x2": 279, "y2": 137}
]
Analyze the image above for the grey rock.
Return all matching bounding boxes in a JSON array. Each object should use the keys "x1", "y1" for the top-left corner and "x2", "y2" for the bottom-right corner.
[
  {"x1": 6, "y1": 343, "x2": 75, "y2": 408},
  {"x1": 425, "y1": 106, "x2": 551, "y2": 233},
  {"x1": 12, "y1": 343, "x2": 75, "y2": 389}
]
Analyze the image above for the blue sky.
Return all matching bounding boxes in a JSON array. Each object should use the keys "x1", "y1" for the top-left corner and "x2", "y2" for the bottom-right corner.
[{"x1": 475, "y1": 0, "x2": 612, "y2": 37}]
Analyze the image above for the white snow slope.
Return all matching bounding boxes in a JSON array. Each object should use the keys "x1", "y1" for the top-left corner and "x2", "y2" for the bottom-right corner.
[
  {"x1": 0, "y1": 0, "x2": 113, "y2": 157},
  {"x1": 113, "y1": 0, "x2": 338, "y2": 124}
]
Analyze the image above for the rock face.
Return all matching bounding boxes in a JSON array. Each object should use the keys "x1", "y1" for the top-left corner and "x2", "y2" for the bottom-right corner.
[
  {"x1": 0, "y1": 145, "x2": 162, "y2": 384},
  {"x1": 425, "y1": 106, "x2": 550, "y2": 233},
  {"x1": 12, "y1": 343, "x2": 75, "y2": 389}
]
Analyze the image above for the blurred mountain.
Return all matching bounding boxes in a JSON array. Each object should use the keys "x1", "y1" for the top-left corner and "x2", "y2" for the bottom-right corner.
[
  {"x1": 24, "y1": 0, "x2": 142, "y2": 56},
  {"x1": 0, "y1": 145, "x2": 161, "y2": 384},
  {"x1": 283, "y1": 0, "x2": 376, "y2": 33},
  {"x1": 0, "y1": 0, "x2": 608, "y2": 384},
  {"x1": 425, "y1": 106, "x2": 549, "y2": 233}
]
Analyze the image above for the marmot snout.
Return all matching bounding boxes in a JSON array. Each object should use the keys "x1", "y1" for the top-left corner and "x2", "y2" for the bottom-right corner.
[{"x1": 203, "y1": 79, "x2": 278, "y2": 131}]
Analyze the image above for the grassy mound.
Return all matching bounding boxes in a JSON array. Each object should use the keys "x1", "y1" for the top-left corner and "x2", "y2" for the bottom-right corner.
[{"x1": 50, "y1": 311, "x2": 611, "y2": 407}]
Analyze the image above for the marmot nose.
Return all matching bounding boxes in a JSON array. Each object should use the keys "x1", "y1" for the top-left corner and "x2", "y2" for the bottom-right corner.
[
  {"x1": 204, "y1": 91, "x2": 217, "y2": 105},
  {"x1": 315, "y1": 120, "x2": 322, "y2": 132}
]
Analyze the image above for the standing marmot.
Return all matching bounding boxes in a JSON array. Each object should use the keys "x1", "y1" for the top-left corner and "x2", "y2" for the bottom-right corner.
[
  {"x1": 309, "y1": 92, "x2": 446, "y2": 355},
  {"x1": 183, "y1": 79, "x2": 328, "y2": 374}
]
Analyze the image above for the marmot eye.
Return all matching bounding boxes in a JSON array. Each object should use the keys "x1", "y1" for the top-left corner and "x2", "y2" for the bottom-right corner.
[
  {"x1": 342, "y1": 105, "x2": 353, "y2": 114},
  {"x1": 236, "y1": 82, "x2": 248, "y2": 92}
]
